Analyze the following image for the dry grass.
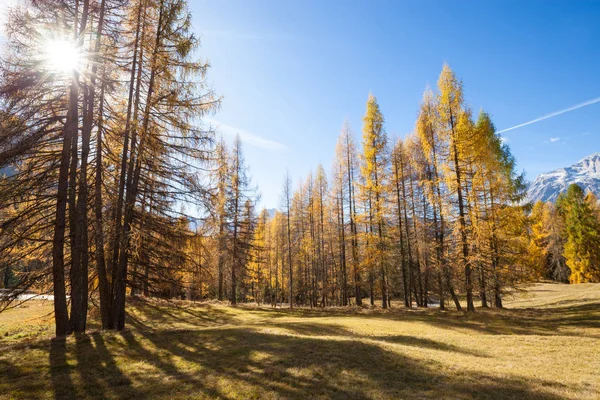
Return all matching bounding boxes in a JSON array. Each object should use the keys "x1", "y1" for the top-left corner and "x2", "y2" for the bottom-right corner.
[{"x1": 1, "y1": 282, "x2": 599, "y2": 399}]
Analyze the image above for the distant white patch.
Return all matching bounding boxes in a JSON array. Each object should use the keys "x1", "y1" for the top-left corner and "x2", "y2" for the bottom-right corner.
[
  {"x1": 526, "y1": 153, "x2": 600, "y2": 203},
  {"x1": 500, "y1": 136, "x2": 509, "y2": 144},
  {"x1": 205, "y1": 118, "x2": 288, "y2": 151},
  {"x1": 550, "y1": 137, "x2": 560, "y2": 143}
]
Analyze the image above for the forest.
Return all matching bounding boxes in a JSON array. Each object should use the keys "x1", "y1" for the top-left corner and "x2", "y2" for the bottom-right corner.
[
  {"x1": 1, "y1": 1, "x2": 599, "y2": 399},
  {"x1": 1, "y1": 0, "x2": 600, "y2": 337}
]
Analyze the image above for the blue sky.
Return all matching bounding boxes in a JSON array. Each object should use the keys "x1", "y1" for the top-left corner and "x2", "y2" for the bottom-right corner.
[{"x1": 191, "y1": 0, "x2": 600, "y2": 208}]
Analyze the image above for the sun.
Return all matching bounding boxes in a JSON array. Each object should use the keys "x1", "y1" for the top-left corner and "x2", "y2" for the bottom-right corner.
[{"x1": 43, "y1": 38, "x2": 83, "y2": 74}]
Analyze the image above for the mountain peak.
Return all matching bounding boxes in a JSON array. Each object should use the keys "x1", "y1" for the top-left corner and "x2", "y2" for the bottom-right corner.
[
  {"x1": 579, "y1": 152, "x2": 600, "y2": 163},
  {"x1": 527, "y1": 153, "x2": 600, "y2": 203}
]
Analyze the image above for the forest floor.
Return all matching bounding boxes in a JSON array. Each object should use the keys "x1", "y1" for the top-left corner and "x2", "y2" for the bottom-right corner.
[{"x1": 0, "y1": 282, "x2": 599, "y2": 400}]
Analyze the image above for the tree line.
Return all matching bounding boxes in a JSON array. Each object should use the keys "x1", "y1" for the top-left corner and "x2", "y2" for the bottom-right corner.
[
  {"x1": 244, "y1": 69, "x2": 600, "y2": 311},
  {"x1": 243, "y1": 65, "x2": 531, "y2": 311},
  {"x1": 529, "y1": 185, "x2": 600, "y2": 283}
]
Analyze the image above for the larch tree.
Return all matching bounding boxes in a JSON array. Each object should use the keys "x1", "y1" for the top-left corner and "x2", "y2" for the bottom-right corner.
[
  {"x1": 437, "y1": 64, "x2": 476, "y2": 312},
  {"x1": 282, "y1": 171, "x2": 294, "y2": 308},
  {"x1": 228, "y1": 136, "x2": 257, "y2": 304},
  {"x1": 360, "y1": 94, "x2": 389, "y2": 309},
  {"x1": 415, "y1": 88, "x2": 460, "y2": 310}
]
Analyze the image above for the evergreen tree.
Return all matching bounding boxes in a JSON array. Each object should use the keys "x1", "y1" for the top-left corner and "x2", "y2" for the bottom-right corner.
[{"x1": 557, "y1": 184, "x2": 600, "y2": 283}]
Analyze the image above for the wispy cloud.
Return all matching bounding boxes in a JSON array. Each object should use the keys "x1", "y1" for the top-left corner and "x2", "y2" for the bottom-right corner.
[
  {"x1": 205, "y1": 118, "x2": 288, "y2": 151},
  {"x1": 497, "y1": 96, "x2": 600, "y2": 134},
  {"x1": 549, "y1": 137, "x2": 560, "y2": 143}
]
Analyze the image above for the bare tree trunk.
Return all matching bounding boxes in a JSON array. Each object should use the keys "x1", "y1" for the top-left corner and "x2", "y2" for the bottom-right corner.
[
  {"x1": 94, "y1": 80, "x2": 110, "y2": 329},
  {"x1": 398, "y1": 151, "x2": 414, "y2": 308},
  {"x1": 337, "y1": 182, "x2": 348, "y2": 306},
  {"x1": 109, "y1": 0, "x2": 145, "y2": 299},
  {"x1": 218, "y1": 221, "x2": 224, "y2": 300},
  {"x1": 345, "y1": 138, "x2": 361, "y2": 306},
  {"x1": 449, "y1": 110, "x2": 475, "y2": 312},
  {"x1": 112, "y1": 0, "x2": 164, "y2": 330},
  {"x1": 285, "y1": 175, "x2": 293, "y2": 308},
  {"x1": 67, "y1": 69, "x2": 81, "y2": 332},
  {"x1": 392, "y1": 154, "x2": 409, "y2": 308},
  {"x1": 52, "y1": 78, "x2": 77, "y2": 337},
  {"x1": 70, "y1": 0, "x2": 97, "y2": 333}
]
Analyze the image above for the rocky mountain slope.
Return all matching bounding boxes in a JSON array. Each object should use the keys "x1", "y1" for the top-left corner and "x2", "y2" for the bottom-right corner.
[{"x1": 527, "y1": 153, "x2": 600, "y2": 203}]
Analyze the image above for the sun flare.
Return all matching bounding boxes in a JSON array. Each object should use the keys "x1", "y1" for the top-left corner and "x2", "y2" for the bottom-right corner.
[{"x1": 43, "y1": 38, "x2": 82, "y2": 73}]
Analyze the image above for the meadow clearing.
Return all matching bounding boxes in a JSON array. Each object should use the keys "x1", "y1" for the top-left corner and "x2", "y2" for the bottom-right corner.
[{"x1": 0, "y1": 282, "x2": 598, "y2": 400}]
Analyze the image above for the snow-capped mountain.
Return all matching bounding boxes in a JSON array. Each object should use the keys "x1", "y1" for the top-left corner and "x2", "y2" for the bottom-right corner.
[{"x1": 527, "y1": 153, "x2": 600, "y2": 203}]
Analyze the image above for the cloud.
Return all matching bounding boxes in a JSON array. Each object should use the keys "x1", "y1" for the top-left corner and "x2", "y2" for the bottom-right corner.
[
  {"x1": 549, "y1": 137, "x2": 560, "y2": 143},
  {"x1": 497, "y1": 96, "x2": 600, "y2": 134},
  {"x1": 205, "y1": 118, "x2": 288, "y2": 151},
  {"x1": 500, "y1": 136, "x2": 509, "y2": 144}
]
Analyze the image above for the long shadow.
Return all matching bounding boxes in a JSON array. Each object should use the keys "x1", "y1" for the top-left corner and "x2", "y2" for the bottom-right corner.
[
  {"x1": 125, "y1": 318, "x2": 565, "y2": 400},
  {"x1": 369, "y1": 334, "x2": 489, "y2": 357},
  {"x1": 0, "y1": 359, "x2": 21, "y2": 382},
  {"x1": 5, "y1": 297, "x2": 598, "y2": 399},
  {"x1": 133, "y1": 297, "x2": 600, "y2": 338},
  {"x1": 127, "y1": 297, "x2": 233, "y2": 329},
  {"x1": 0, "y1": 358, "x2": 50, "y2": 396},
  {"x1": 49, "y1": 338, "x2": 76, "y2": 400},
  {"x1": 119, "y1": 323, "x2": 224, "y2": 399},
  {"x1": 358, "y1": 302, "x2": 600, "y2": 338},
  {"x1": 71, "y1": 333, "x2": 140, "y2": 400},
  {"x1": 266, "y1": 321, "x2": 489, "y2": 358}
]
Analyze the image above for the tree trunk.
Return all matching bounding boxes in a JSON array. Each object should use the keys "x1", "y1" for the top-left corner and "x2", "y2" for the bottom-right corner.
[
  {"x1": 52, "y1": 73, "x2": 79, "y2": 337},
  {"x1": 450, "y1": 110, "x2": 475, "y2": 312}
]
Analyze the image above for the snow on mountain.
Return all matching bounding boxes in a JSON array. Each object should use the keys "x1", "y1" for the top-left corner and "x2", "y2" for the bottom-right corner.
[{"x1": 527, "y1": 153, "x2": 600, "y2": 203}]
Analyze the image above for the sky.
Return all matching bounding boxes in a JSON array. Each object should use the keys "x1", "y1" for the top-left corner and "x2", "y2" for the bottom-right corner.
[
  {"x1": 189, "y1": 0, "x2": 600, "y2": 209},
  {"x1": 1, "y1": 0, "x2": 598, "y2": 209}
]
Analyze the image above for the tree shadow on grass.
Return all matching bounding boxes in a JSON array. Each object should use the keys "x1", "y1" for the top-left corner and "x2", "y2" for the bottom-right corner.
[
  {"x1": 47, "y1": 333, "x2": 142, "y2": 400},
  {"x1": 246, "y1": 301, "x2": 600, "y2": 339},
  {"x1": 127, "y1": 297, "x2": 233, "y2": 329},
  {"x1": 2, "y1": 315, "x2": 576, "y2": 400},
  {"x1": 7, "y1": 297, "x2": 596, "y2": 399},
  {"x1": 49, "y1": 338, "x2": 76, "y2": 400},
  {"x1": 130, "y1": 296, "x2": 600, "y2": 339},
  {"x1": 73, "y1": 333, "x2": 140, "y2": 400},
  {"x1": 0, "y1": 358, "x2": 50, "y2": 397},
  {"x1": 266, "y1": 321, "x2": 489, "y2": 358},
  {"x1": 121, "y1": 316, "x2": 565, "y2": 400},
  {"x1": 398, "y1": 302, "x2": 600, "y2": 338}
]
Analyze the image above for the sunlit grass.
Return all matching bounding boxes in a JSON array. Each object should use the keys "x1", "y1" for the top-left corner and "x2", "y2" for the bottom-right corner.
[{"x1": 0, "y1": 282, "x2": 599, "y2": 399}]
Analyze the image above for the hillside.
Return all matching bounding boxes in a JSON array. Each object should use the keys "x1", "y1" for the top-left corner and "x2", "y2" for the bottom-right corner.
[
  {"x1": 1, "y1": 283, "x2": 599, "y2": 400},
  {"x1": 527, "y1": 153, "x2": 600, "y2": 203}
]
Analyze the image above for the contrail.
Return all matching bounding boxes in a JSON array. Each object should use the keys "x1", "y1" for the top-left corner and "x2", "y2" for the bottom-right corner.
[{"x1": 497, "y1": 96, "x2": 600, "y2": 134}]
